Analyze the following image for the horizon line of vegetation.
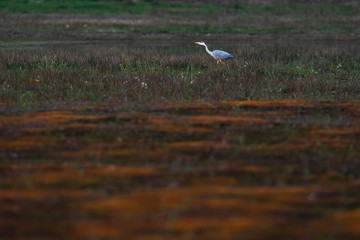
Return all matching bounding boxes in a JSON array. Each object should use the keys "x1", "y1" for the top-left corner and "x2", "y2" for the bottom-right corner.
[{"x1": 0, "y1": 0, "x2": 358, "y2": 17}]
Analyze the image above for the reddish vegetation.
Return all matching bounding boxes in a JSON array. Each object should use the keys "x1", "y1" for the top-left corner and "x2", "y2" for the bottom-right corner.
[{"x1": 1, "y1": 100, "x2": 360, "y2": 239}]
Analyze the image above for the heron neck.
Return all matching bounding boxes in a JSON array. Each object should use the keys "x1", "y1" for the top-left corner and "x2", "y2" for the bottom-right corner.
[{"x1": 204, "y1": 45, "x2": 214, "y2": 57}]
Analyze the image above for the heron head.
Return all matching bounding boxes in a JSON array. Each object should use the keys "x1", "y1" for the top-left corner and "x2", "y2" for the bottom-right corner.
[{"x1": 194, "y1": 41, "x2": 206, "y2": 46}]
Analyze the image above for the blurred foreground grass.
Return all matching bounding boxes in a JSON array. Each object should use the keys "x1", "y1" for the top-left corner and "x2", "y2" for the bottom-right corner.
[{"x1": 1, "y1": 100, "x2": 360, "y2": 239}]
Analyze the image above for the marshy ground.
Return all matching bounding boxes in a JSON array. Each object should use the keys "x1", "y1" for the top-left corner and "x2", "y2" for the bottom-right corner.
[{"x1": 1, "y1": 1, "x2": 360, "y2": 239}]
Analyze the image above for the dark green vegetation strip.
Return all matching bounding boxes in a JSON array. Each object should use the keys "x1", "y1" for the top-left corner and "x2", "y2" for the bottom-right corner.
[
  {"x1": 1, "y1": 1, "x2": 360, "y2": 35},
  {"x1": 1, "y1": 46, "x2": 360, "y2": 108},
  {"x1": 0, "y1": 0, "x2": 205, "y2": 15},
  {"x1": 1, "y1": 0, "x2": 358, "y2": 16}
]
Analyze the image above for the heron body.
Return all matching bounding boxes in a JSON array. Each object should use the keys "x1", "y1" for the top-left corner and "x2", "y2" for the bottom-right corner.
[{"x1": 194, "y1": 41, "x2": 234, "y2": 64}]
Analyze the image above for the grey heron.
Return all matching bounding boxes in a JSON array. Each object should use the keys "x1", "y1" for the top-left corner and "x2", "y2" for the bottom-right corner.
[{"x1": 194, "y1": 41, "x2": 234, "y2": 64}]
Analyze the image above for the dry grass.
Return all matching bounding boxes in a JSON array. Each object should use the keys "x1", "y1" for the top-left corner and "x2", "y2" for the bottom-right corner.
[{"x1": 1, "y1": 100, "x2": 360, "y2": 239}]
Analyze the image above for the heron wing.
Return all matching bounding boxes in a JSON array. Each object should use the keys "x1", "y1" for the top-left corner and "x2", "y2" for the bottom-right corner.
[{"x1": 212, "y1": 50, "x2": 234, "y2": 60}]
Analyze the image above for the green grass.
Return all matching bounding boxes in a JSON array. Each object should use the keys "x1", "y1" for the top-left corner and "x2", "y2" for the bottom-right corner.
[
  {"x1": 0, "y1": 1, "x2": 358, "y2": 17},
  {"x1": 1, "y1": 1, "x2": 360, "y2": 36},
  {"x1": 1, "y1": 45, "x2": 359, "y2": 108},
  {"x1": 1, "y1": 1, "x2": 360, "y2": 108},
  {"x1": 0, "y1": 1, "x2": 222, "y2": 15}
]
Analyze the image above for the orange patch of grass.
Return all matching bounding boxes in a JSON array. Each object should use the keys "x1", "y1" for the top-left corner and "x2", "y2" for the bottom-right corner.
[
  {"x1": 0, "y1": 135, "x2": 64, "y2": 151},
  {"x1": 0, "y1": 189, "x2": 87, "y2": 200},
  {"x1": 315, "y1": 208, "x2": 360, "y2": 236},
  {"x1": 225, "y1": 99, "x2": 317, "y2": 108},
  {"x1": 211, "y1": 186, "x2": 307, "y2": 201},
  {"x1": 59, "y1": 148, "x2": 135, "y2": 159},
  {"x1": 143, "y1": 117, "x2": 214, "y2": 133},
  {"x1": 3, "y1": 163, "x2": 156, "y2": 186},
  {"x1": 0, "y1": 111, "x2": 107, "y2": 127},
  {"x1": 240, "y1": 165, "x2": 270, "y2": 173},
  {"x1": 310, "y1": 127, "x2": 360, "y2": 136},
  {"x1": 83, "y1": 186, "x2": 307, "y2": 215},
  {"x1": 86, "y1": 165, "x2": 156, "y2": 178},
  {"x1": 76, "y1": 186, "x2": 308, "y2": 239},
  {"x1": 165, "y1": 217, "x2": 217, "y2": 232},
  {"x1": 73, "y1": 220, "x2": 148, "y2": 239},
  {"x1": 165, "y1": 216, "x2": 253, "y2": 233},
  {"x1": 215, "y1": 217, "x2": 255, "y2": 238},
  {"x1": 19, "y1": 170, "x2": 96, "y2": 185}
]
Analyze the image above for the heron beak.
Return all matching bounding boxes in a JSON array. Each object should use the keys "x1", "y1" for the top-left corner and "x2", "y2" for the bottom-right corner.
[{"x1": 194, "y1": 42, "x2": 201, "y2": 45}]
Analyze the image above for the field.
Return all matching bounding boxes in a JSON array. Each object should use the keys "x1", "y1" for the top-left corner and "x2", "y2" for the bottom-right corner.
[{"x1": 1, "y1": 1, "x2": 360, "y2": 239}]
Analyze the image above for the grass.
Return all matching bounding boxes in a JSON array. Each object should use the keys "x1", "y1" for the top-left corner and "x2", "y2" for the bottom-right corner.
[
  {"x1": 1, "y1": 1, "x2": 358, "y2": 17},
  {"x1": 1, "y1": 99, "x2": 360, "y2": 239},
  {"x1": 2, "y1": 1, "x2": 360, "y2": 240},
  {"x1": 1, "y1": 0, "x2": 360, "y2": 39},
  {"x1": 1, "y1": 45, "x2": 359, "y2": 108}
]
